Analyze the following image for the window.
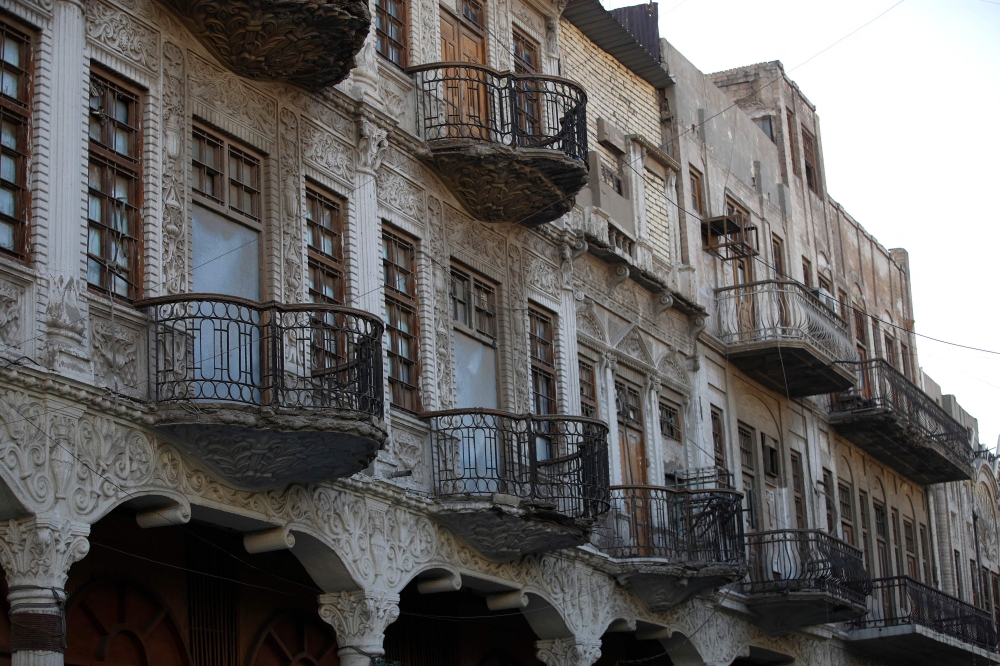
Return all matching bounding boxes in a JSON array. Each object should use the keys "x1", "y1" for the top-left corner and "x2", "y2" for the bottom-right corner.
[
  {"x1": 191, "y1": 126, "x2": 261, "y2": 222},
  {"x1": 689, "y1": 167, "x2": 704, "y2": 215},
  {"x1": 839, "y1": 481, "x2": 854, "y2": 546},
  {"x1": 904, "y1": 519, "x2": 917, "y2": 579},
  {"x1": 659, "y1": 401, "x2": 680, "y2": 441},
  {"x1": 854, "y1": 310, "x2": 868, "y2": 347},
  {"x1": 306, "y1": 187, "x2": 345, "y2": 305},
  {"x1": 88, "y1": 73, "x2": 142, "y2": 300},
  {"x1": 822, "y1": 469, "x2": 836, "y2": 533},
  {"x1": 0, "y1": 20, "x2": 30, "y2": 261},
  {"x1": 955, "y1": 550, "x2": 964, "y2": 599},
  {"x1": 859, "y1": 490, "x2": 873, "y2": 573},
  {"x1": 528, "y1": 307, "x2": 557, "y2": 416},
  {"x1": 711, "y1": 407, "x2": 726, "y2": 469},
  {"x1": 615, "y1": 379, "x2": 646, "y2": 485},
  {"x1": 450, "y1": 265, "x2": 498, "y2": 411},
  {"x1": 972, "y1": 560, "x2": 981, "y2": 607},
  {"x1": 579, "y1": 358, "x2": 598, "y2": 418},
  {"x1": 891, "y1": 508, "x2": 902, "y2": 576},
  {"x1": 753, "y1": 116, "x2": 774, "y2": 142},
  {"x1": 790, "y1": 451, "x2": 806, "y2": 529},
  {"x1": 451, "y1": 268, "x2": 496, "y2": 338},
  {"x1": 901, "y1": 342, "x2": 912, "y2": 379},
  {"x1": 738, "y1": 424, "x2": 754, "y2": 471},
  {"x1": 601, "y1": 162, "x2": 623, "y2": 196},
  {"x1": 375, "y1": 0, "x2": 407, "y2": 66},
  {"x1": 771, "y1": 235, "x2": 785, "y2": 277},
  {"x1": 919, "y1": 524, "x2": 932, "y2": 583},
  {"x1": 875, "y1": 502, "x2": 890, "y2": 576},
  {"x1": 512, "y1": 30, "x2": 539, "y2": 74},
  {"x1": 461, "y1": 0, "x2": 484, "y2": 28},
  {"x1": 801, "y1": 257, "x2": 812, "y2": 288},
  {"x1": 761, "y1": 435, "x2": 780, "y2": 478},
  {"x1": 802, "y1": 128, "x2": 819, "y2": 192},
  {"x1": 786, "y1": 109, "x2": 799, "y2": 176},
  {"x1": 883, "y1": 334, "x2": 896, "y2": 368},
  {"x1": 383, "y1": 227, "x2": 420, "y2": 412}
]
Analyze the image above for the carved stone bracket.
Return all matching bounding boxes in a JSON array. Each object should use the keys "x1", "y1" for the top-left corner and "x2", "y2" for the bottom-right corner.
[
  {"x1": 536, "y1": 638, "x2": 602, "y2": 666},
  {"x1": 318, "y1": 589, "x2": 400, "y2": 653},
  {"x1": 357, "y1": 119, "x2": 389, "y2": 174},
  {"x1": 608, "y1": 265, "x2": 629, "y2": 297},
  {"x1": 652, "y1": 292, "x2": 674, "y2": 318}
]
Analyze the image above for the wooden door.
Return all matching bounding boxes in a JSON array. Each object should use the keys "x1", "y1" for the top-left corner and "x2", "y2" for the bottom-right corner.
[
  {"x1": 440, "y1": 10, "x2": 487, "y2": 137},
  {"x1": 734, "y1": 257, "x2": 755, "y2": 341}
]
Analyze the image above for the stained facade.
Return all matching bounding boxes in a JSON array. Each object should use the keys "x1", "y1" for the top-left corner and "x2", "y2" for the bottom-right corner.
[{"x1": 0, "y1": 0, "x2": 993, "y2": 665}]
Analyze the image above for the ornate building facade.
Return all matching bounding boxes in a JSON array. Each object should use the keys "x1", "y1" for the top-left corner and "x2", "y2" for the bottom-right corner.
[{"x1": 0, "y1": 0, "x2": 992, "y2": 664}]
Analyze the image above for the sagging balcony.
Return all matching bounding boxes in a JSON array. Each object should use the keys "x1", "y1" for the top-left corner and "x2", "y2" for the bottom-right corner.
[
  {"x1": 410, "y1": 63, "x2": 589, "y2": 227},
  {"x1": 159, "y1": 0, "x2": 369, "y2": 90},
  {"x1": 142, "y1": 295, "x2": 386, "y2": 490},
  {"x1": 829, "y1": 359, "x2": 974, "y2": 484},
  {"x1": 742, "y1": 529, "x2": 871, "y2": 635},
  {"x1": 714, "y1": 280, "x2": 857, "y2": 397},
  {"x1": 847, "y1": 576, "x2": 999, "y2": 664},
  {"x1": 596, "y1": 486, "x2": 746, "y2": 611},
  {"x1": 424, "y1": 409, "x2": 609, "y2": 560}
]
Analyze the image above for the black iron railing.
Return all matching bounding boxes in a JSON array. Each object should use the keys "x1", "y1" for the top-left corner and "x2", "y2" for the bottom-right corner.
[
  {"x1": 714, "y1": 279, "x2": 855, "y2": 363},
  {"x1": 743, "y1": 529, "x2": 871, "y2": 606},
  {"x1": 409, "y1": 63, "x2": 588, "y2": 163},
  {"x1": 666, "y1": 466, "x2": 735, "y2": 491},
  {"x1": 830, "y1": 359, "x2": 973, "y2": 462},
  {"x1": 599, "y1": 486, "x2": 745, "y2": 564},
  {"x1": 142, "y1": 294, "x2": 384, "y2": 416},
  {"x1": 424, "y1": 409, "x2": 609, "y2": 519},
  {"x1": 851, "y1": 576, "x2": 998, "y2": 651}
]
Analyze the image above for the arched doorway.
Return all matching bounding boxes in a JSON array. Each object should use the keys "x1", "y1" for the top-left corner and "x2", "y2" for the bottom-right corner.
[{"x1": 246, "y1": 610, "x2": 340, "y2": 666}]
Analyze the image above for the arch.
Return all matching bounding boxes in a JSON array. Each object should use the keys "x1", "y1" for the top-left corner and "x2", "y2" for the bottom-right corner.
[
  {"x1": 88, "y1": 489, "x2": 193, "y2": 527},
  {"x1": 735, "y1": 392, "x2": 779, "y2": 441},
  {"x1": 246, "y1": 610, "x2": 339, "y2": 666},
  {"x1": 838, "y1": 455, "x2": 854, "y2": 486},
  {"x1": 519, "y1": 590, "x2": 572, "y2": 639},
  {"x1": 66, "y1": 576, "x2": 191, "y2": 666},
  {"x1": 288, "y1": 529, "x2": 363, "y2": 593}
]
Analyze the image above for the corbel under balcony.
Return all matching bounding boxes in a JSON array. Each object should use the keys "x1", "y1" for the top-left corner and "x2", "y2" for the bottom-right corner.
[{"x1": 158, "y1": 0, "x2": 370, "y2": 90}]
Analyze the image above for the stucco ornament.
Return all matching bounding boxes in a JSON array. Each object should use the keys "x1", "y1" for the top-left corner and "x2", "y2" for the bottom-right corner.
[
  {"x1": 317, "y1": 589, "x2": 400, "y2": 651},
  {"x1": 0, "y1": 517, "x2": 90, "y2": 596},
  {"x1": 357, "y1": 119, "x2": 389, "y2": 173},
  {"x1": 159, "y1": 0, "x2": 370, "y2": 90},
  {"x1": 536, "y1": 638, "x2": 602, "y2": 666}
]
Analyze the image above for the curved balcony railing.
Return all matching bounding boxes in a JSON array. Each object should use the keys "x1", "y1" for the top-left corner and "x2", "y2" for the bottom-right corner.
[
  {"x1": 409, "y1": 63, "x2": 588, "y2": 163},
  {"x1": 599, "y1": 486, "x2": 745, "y2": 564},
  {"x1": 831, "y1": 359, "x2": 973, "y2": 462},
  {"x1": 714, "y1": 280, "x2": 855, "y2": 364},
  {"x1": 424, "y1": 409, "x2": 610, "y2": 519},
  {"x1": 142, "y1": 294, "x2": 384, "y2": 416},
  {"x1": 850, "y1": 576, "x2": 998, "y2": 651},
  {"x1": 743, "y1": 529, "x2": 871, "y2": 606}
]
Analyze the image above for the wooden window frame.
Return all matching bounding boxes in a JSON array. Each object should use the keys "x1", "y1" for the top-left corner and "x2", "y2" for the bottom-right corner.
[
  {"x1": 955, "y1": 550, "x2": 964, "y2": 599},
  {"x1": 790, "y1": 450, "x2": 806, "y2": 529},
  {"x1": 753, "y1": 115, "x2": 774, "y2": 142},
  {"x1": 383, "y1": 225, "x2": 421, "y2": 412},
  {"x1": 822, "y1": 469, "x2": 836, "y2": 534},
  {"x1": 688, "y1": 166, "x2": 704, "y2": 216},
  {"x1": 801, "y1": 257, "x2": 812, "y2": 288},
  {"x1": 838, "y1": 481, "x2": 855, "y2": 546},
  {"x1": 578, "y1": 356, "x2": 598, "y2": 419},
  {"x1": 786, "y1": 108, "x2": 800, "y2": 176},
  {"x1": 761, "y1": 433, "x2": 780, "y2": 479},
  {"x1": 528, "y1": 305, "x2": 557, "y2": 416},
  {"x1": 375, "y1": 0, "x2": 408, "y2": 67},
  {"x1": 919, "y1": 524, "x2": 932, "y2": 583},
  {"x1": 802, "y1": 127, "x2": 819, "y2": 192},
  {"x1": 658, "y1": 400, "x2": 681, "y2": 442},
  {"x1": 859, "y1": 490, "x2": 873, "y2": 573},
  {"x1": 903, "y1": 519, "x2": 918, "y2": 579},
  {"x1": 710, "y1": 407, "x2": 726, "y2": 469},
  {"x1": 0, "y1": 18, "x2": 31, "y2": 262},
  {"x1": 738, "y1": 423, "x2": 755, "y2": 472},
  {"x1": 770, "y1": 235, "x2": 785, "y2": 278},
  {"x1": 891, "y1": 508, "x2": 903, "y2": 576},
  {"x1": 87, "y1": 70, "x2": 143, "y2": 302},
  {"x1": 450, "y1": 264, "x2": 497, "y2": 342},
  {"x1": 306, "y1": 184, "x2": 346, "y2": 306},
  {"x1": 512, "y1": 29, "x2": 539, "y2": 74},
  {"x1": 191, "y1": 123, "x2": 263, "y2": 228}
]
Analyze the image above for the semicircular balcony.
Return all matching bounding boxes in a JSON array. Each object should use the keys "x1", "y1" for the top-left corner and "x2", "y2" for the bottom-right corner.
[
  {"x1": 159, "y1": 0, "x2": 370, "y2": 90},
  {"x1": 743, "y1": 529, "x2": 871, "y2": 635},
  {"x1": 141, "y1": 295, "x2": 387, "y2": 490},
  {"x1": 714, "y1": 279, "x2": 857, "y2": 397},
  {"x1": 595, "y1": 485, "x2": 746, "y2": 611},
  {"x1": 424, "y1": 409, "x2": 610, "y2": 560},
  {"x1": 409, "y1": 63, "x2": 589, "y2": 227}
]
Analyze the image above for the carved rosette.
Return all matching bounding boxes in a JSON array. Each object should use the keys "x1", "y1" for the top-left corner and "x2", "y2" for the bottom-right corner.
[
  {"x1": 160, "y1": 0, "x2": 371, "y2": 90},
  {"x1": 317, "y1": 589, "x2": 400, "y2": 652},
  {"x1": 536, "y1": 638, "x2": 602, "y2": 666}
]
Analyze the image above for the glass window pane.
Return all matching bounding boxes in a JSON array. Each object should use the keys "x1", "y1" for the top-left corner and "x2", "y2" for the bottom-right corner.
[
  {"x1": 1, "y1": 71, "x2": 18, "y2": 99},
  {"x1": 2, "y1": 37, "x2": 19, "y2": 67},
  {"x1": 0, "y1": 187, "x2": 14, "y2": 216},
  {"x1": 0, "y1": 219, "x2": 12, "y2": 249},
  {"x1": 1, "y1": 121, "x2": 16, "y2": 149}
]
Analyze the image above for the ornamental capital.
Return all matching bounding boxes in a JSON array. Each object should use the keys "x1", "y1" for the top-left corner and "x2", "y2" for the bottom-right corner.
[
  {"x1": 0, "y1": 517, "x2": 90, "y2": 610},
  {"x1": 318, "y1": 589, "x2": 400, "y2": 652},
  {"x1": 536, "y1": 638, "x2": 602, "y2": 666}
]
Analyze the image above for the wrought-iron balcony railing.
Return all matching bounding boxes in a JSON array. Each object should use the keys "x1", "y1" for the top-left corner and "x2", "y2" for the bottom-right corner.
[
  {"x1": 851, "y1": 576, "x2": 998, "y2": 651},
  {"x1": 666, "y1": 466, "x2": 735, "y2": 491},
  {"x1": 713, "y1": 280, "x2": 857, "y2": 396},
  {"x1": 743, "y1": 529, "x2": 871, "y2": 607},
  {"x1": 142, "y1": 294, "x2": 384, "y2": 416},
  {"x1": 408, "y1": 63, "x2": 589, "y2": 227},
  {"x1": 410, "y1": 62, "x2": 588, "y2": 162},
  {"x1": 424, "y1": 409, "x2": 610, "y2": 518},
  {"x1": 600, "y1": 486, "x2": 745, "y2": 564}
]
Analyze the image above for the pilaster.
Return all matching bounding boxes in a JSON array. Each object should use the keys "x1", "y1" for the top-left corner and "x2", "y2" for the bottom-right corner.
[
  {"x1": 318, "y1": 589, "x2": 400, "y2": 666},
  {"x1": 350, "y1": 117, "x2": 389, "y2": 319}
]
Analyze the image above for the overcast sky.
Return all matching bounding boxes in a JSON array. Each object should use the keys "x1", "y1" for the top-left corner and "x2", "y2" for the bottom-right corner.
[{"x1": 595, "y1": 0, "x2": 1000, "y2": 449}]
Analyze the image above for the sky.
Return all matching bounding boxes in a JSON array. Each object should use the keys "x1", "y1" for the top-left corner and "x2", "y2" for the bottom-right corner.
[{"x1": 597, "y1": 0, "x2": 1000, "y2": 450}]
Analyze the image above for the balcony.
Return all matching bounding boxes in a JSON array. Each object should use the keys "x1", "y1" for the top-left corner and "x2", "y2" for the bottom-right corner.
[
  {"x1": 141, "y1": 295, "x2": 386, "y2": 489},
  {"x1": 714, "y1": 280, "x2": 857, "y2": 397},
  {"x1": 596, "y1": 486, "x2": 745, "y2": 611},
  {"x1": 159, "y1": 0, "x2": 369, "y2": 90},
  {"x1": 847, "y1": 576, "x2": 998, "y2": 664},
  {"x1": 409, "y1": 63, "x2": 589, "y2": 227},
  {"x1": 829, "y1": 359, "x2": 974, "y2": 484},
  {"x1": 743, "y1": 529, "x2": 871, "y2": 635},
  {"x1": 424, "y1": 409, "x2": 609, "y2": 560}
]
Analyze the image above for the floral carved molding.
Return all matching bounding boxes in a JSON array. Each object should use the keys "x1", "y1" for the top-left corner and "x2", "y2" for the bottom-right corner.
[{"x1": 159, "y1": 0, "x2": 371, "y2": 90}]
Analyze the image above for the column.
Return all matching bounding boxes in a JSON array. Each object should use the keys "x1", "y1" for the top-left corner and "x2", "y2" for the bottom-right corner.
[
  {"x1": 602, "y1": 352, "x2": 623, "y2": 486},
  {"x1": 0, "y1": 517, "x2": 90, "y2": 666},
  {"x1": 536, "y1": 638, "x2": 602, "y2": 666},
  {"x1": 318, "y1": 589, "x2": 400, "y2": 666},
  {"x1": 42, "y1": 0, "x2": 91, "y2": 381}
]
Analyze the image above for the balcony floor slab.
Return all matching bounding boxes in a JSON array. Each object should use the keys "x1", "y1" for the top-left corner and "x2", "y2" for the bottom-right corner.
[
  {"x1": 153, "y1": 405, "x2": 387, "y2": 490},
  {"x1": 727, "y1": 340, "x2": 856, "y2": 398},
  {"x1": 422, "y1": 140, "x2": 589, "y2": 227},
  {"x1": 744, "y1": 590, "x2": 867, "y2": 636},
  {"x1": 611, "y1": 560, "x2": 745, "y2": 612},
  {"x1": 846, "y1": 624, "x2": 1000, "y2": 665}
]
